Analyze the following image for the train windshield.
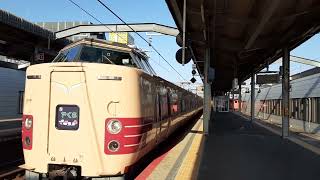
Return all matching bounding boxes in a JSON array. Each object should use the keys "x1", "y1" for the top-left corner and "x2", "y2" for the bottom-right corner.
[{"x1": 53, "y1": 45, "x2": 136, "y2": 67}]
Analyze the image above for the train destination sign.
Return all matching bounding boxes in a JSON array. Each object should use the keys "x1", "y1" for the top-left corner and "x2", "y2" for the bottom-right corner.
[{"x1": 56, "y1": 105, "x2": 79, "y2": 130}]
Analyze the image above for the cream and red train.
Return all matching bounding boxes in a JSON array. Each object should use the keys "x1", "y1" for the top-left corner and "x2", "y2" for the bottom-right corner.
[{"x1": 21, "y1": 38, "x2": 202, "y2": 179}]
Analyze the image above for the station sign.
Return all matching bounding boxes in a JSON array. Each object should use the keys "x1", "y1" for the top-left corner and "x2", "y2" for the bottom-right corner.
[{"x1": 256, "y1": 74, "x2": 280, "y2": 84}]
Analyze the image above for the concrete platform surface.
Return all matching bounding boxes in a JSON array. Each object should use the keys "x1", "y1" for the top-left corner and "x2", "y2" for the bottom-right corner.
[
  {"x1": 135, "y1": 115, "x2": 205, "y2": 180},
  {"x1": 198, "y1": 112, "x2": 320, "y2": 180}
]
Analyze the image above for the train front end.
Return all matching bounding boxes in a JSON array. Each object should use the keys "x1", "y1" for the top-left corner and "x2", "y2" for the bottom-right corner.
[{"x1": 21, "y1": 39, "x2": 146, "y2": 179}]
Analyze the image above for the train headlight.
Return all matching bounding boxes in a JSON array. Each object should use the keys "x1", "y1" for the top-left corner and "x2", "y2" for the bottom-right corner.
[
  {"x1": 108, "y1": 140, "x2": 120, "y2": 152},
  {"x1": 107, "y1": 119, "x2": 122, "y2": 134},
  {"x1": 25, "y1": 117, "x2": 33, "y2": 130},
  {"x1": 25, "y1": 136, "x2": 31, "y2": 146}
]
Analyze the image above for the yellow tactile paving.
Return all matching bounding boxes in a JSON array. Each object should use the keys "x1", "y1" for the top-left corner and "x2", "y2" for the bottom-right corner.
[
  {"x1": 146, "y1": 116, "x2": 204, "y2": 180},
  {"x1": 147, "y1": 120, "x2": 201, "y2": 180},
  {"x1": 175, "y1": 118, "x2": 204, "y2": 180}
]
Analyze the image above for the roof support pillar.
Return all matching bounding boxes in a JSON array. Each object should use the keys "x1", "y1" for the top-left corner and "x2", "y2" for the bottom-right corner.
[
  {"x1": 203, "y1": 47, "x2": 211, "y2": 135},
  {"x1": 182, "y1": 0, "x2": 187, "y2": 65},
  {"x1": 282, "y1": 47, "x2": 290, "y2": 138},
  {"x1": 250, "y1": 73, "x2": 255, "y2": 121}
]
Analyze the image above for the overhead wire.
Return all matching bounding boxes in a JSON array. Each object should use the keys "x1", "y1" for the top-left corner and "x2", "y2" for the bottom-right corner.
[
  {"x1": 96, "y1": 0, "x2": 187, "y2": 81},
  {"x1": 66, "y1": 0, "x2": 186, "y2": 81}
]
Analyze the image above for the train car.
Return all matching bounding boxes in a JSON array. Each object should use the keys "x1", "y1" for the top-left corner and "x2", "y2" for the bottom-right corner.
[
  {"x1": 241, "y1": 67, "x2": 320, "y2": 133},
  {"x1": 20, "y1": 38, "x2": 202, "y2": 179}
]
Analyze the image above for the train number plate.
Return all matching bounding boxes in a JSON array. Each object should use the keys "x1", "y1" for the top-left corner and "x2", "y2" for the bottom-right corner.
[{"x1": 55, "y1": 105, "x2": 79, "y2": 130}]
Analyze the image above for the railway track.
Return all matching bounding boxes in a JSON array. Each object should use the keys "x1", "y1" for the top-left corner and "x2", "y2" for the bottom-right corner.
[
  {"x1": 0, "y1": 158, "x2": 24, "y2": 180},
  {"x1": 0, "y1": 167, "x2": 24, "y2": 180},
  {"x1": 0, "y1": 133, "x2": 24, "y2": 180}
]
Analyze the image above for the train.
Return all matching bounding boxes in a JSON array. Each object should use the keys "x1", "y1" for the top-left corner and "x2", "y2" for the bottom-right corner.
[
  {"x1": 21, "y1": 38, "x2": 203, "y2": 179},
  {"x1": 241, "y1": 67, "x2": 320, "y2": 133}
]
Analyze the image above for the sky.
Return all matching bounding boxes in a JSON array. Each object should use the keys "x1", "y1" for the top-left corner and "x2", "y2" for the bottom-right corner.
[
  {"x1": 1, "y1": 0, "x2": 201, "y2": 89},
  {"x1": 1, "y1": 0, "x2": 319, "y2": 89}
]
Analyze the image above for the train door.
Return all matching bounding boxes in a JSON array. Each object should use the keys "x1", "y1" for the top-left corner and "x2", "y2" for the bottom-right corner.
[{"x1": 47, "y1": 70, "x2": 97, "y2": 166}]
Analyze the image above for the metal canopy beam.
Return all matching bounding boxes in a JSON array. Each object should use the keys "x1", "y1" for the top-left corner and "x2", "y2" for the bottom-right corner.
[
  {"x1": 244, "y1": 0, "x2": 280, "y2": 50},
  {"x1": 290, "y1": 55, "x2": 320, "y2": 67},
  {"x1": 55, "y1": 23, "x2": 179, "y2": 39},
  {"x1": 166, "y1": 0, "x2": 183, "y2": 30}
]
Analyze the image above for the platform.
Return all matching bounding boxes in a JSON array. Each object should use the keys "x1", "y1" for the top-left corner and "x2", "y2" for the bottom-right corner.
[
  {"x1": 135, "y1": 112, "x2": 320, "y2": 179},
  {"x1": 135, "y1": 115, "x2": 205, "y2": 180},
  {"x1": 198, "y1": 112, "x2": 320, "y2": 180}
]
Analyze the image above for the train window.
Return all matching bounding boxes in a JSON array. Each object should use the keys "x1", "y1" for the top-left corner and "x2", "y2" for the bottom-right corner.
[
  {"x1": 145, "y1": 60, "x2": 157, "y2": 75},
  {"x1": 79, "y1": 46, "x2": 136, "y2": 67},
  {"x1": 140, "y1": 59, "x2": 152, "y2": 74},
  {"x1": 53, "y1": 45, "x2": 82, "y2": 62},
  {"x1": 131, "y1": 54, "x2": 144, "y2": 69}
]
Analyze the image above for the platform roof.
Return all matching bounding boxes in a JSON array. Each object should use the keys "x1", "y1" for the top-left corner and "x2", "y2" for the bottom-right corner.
[
  {"x1": 0, "y1": 9, "x2": 68, "y2": 62},
  {"x1": 166, "y1": 0, "x2": 320, "y2": 93}
]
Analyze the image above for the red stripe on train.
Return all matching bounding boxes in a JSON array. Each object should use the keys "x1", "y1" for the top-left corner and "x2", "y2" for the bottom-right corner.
[{"x1": 104, "y1": 118, "x2": 154, "y2": 155}]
